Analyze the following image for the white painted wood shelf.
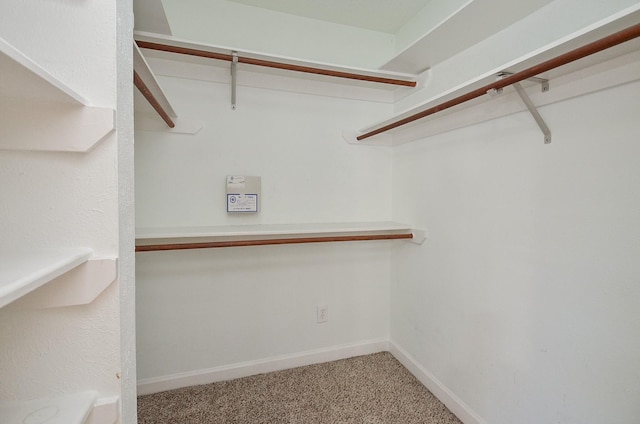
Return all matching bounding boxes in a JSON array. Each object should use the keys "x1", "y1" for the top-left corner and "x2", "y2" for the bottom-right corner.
[
  {"x1": 348, "y1": 7, "x2": 640, "y2": 146},
  {"x1": 0, "y1": 248, "x2": 92, "y2": 309},
  {"x1": 135, "y1": 31, "x2": 419, "y2": 90},
  {"x1": 0, "y1": 391, "x2": 97, "y2": 424},
  {"x1": 0, "y1": 36, "x2": 115, "y2": 152},
  {"x1": 136, "y1": 222, "x2": 426, "y2": 251}
]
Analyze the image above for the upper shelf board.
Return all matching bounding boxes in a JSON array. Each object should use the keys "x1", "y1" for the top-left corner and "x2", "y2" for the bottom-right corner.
[
  {"x1": 0, "y1": 248, "x2": 93, "y2": 309},
  {"x1": 0, "y1": 37, "x2": 115, "y2": 152},
  {"x1": 382, "y1": 0, "x2": 555, "y2": 74},
  {"x1": 134, "y1": 31, "x2": 420, "y2": 90},
  {"x1": 351, "y1": 7, "x2": 640, "y2": 144}
]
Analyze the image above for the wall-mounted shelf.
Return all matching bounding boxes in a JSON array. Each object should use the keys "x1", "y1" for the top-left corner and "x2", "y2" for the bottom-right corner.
[
  {"x1": 133, "y1": 41, "x2": 204, "y2": 135},
  {"x1": 135, "y1": 31, "x2": 419, "y2": 88},
  {"x1": 0, "y1": 391, "x2": 118, "y2": 424},
  {"x1": 134, "y1": 31, "x2": 422, "y2": 127},
  {"x1": 136, "y1": 222, "x2": 426, "y2": 252},
  {"x1": 381, "y1": 0, "x2": 554, "y2": 74},
  {"x1": 0, "y1": 37, "x2": 115, "y2": 152},
  {"x1": 346, "y1": 15, "x2": 640, "y2": 146},
  {"x1": 0, "y1": 391, "x2": 96, "y2": 424},
  {"x1": 0, "y1": 249, "x2": 117, "y2": 309}
]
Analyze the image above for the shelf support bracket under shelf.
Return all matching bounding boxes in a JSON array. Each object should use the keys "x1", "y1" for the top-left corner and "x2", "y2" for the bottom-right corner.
[
  {"x1": 231, "y1": 51, "x2": 238, "y2": 110},
  {"x1": 487, "y1": 73, "x2": 551, "y2": 144},
  {"x1": 512, "y1": 82, "x2": 551, "y2": 144}
]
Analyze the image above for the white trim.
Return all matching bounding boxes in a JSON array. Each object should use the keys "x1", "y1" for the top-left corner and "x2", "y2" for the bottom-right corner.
[
  {"x1": 86, "y1": 396, "x2": 119, "y2": 424},
  {"x1": 388, "y1": 341, "x2": 487, "y2": 424},
  {"x1": 137, "y1": 338, "x2": 389, "y2": 395}
]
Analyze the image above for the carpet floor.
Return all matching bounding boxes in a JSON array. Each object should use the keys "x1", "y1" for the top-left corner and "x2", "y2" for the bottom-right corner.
[{"x1": 137, "y1": 352, "x2": 463, "y2": 423}]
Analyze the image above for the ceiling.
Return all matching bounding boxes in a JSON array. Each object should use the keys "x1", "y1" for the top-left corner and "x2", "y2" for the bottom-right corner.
[{"x1": 225, "y1": 0, "x2": 434, "y2": 33}]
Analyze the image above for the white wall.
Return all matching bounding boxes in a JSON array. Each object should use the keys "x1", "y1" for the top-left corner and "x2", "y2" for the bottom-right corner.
[
  {"x1": 391, "y1": 75, "x2": 640, "y2": 423},
  {"x1": 160, "y1": 0, "x2": 395, "y2": 68},
  {"x1": 117, "y1": 0, "x2": 137, "y2": 422},
  {"x1": 0, "y1": 0, "x2": 126, "y2": 418},
  {"x1": 134, "y1": 61, "x2": 396, "y2": 382}
]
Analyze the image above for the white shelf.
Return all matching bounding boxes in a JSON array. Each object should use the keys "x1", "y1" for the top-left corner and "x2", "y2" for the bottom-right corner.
[
  {"x1": 349, "y1": 8, "x2": 640, "y2": 145},
  {"x1": 381, "y1": 0, "x2": 554, "y2": 74},
  {"x1": 0, "y1": 36, "x2": 115, "y2": 152},
  {"x1": 0, "y1": 248, "x2": 93, "y2": 309},
  {"x1": 0, "y1": 391, "x2": 97, "y2": 424},
  {"x1": 137, "y1": 221, "x2": 424, "y2": 246},
  {"x1": 134, "y1": 31, "x2": 419, "y2": 90}
]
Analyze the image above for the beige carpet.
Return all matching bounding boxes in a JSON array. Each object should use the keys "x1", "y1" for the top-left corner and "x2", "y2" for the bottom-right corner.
[{"x1": 138, "y1": 352, "x2": 463, "y2": 423}]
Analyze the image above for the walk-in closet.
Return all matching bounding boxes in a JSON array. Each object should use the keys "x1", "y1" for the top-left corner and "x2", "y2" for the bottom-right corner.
[{"x1": 1, "y1": 1, "x2": 639, "y2": 423}]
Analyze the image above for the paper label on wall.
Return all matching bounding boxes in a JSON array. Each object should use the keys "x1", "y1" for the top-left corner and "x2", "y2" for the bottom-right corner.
[
  {"x1": 226, "y1": 175, "x2": 246, "y2": 189},
  {"x1": 227, "y1": 194, "x2": 258, "y2": 212}
]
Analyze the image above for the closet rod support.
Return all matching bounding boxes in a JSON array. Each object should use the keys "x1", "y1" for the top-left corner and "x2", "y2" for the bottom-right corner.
[
  {"x1": 513, "y1": 82, "x2": 551, "y2": 144},
  {"x1": 231, "y1": 51, "x2": 238, "y2": 110},
  {"x1": 498, "y1": 72, "x2": 549, "y2": 92}
]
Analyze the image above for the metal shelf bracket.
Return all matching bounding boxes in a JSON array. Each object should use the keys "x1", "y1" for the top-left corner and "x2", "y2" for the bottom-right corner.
[
  {"x1": 489, "y1": 72, "x2": 551, "y2": 144},
  {"x1": 231, "y1": 51, "x2": 238, "y2": 110},
  {"x1": 513, "y1": 82, "x2": 551, "y2": 144}
]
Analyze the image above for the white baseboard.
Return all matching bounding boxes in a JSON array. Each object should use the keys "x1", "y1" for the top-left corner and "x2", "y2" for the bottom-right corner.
[
  {"x1": 137, "y1": 338, "x2": 486, "y2": 424},
  {"x1": 388, "y1": 341, "x2": 487, "y2": 424},
  {"x1": 137, "y1": 338, "x2": 389, "y2": 396}
]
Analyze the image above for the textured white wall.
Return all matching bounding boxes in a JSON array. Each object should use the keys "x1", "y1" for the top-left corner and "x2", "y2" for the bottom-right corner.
[
  {"x1": 117, "y1": 0, "x2": 137, "y2": 422},
  {"x1": 134, "y1": 66, "x2": 395, "y2": 380},
  {"x1": 0, "y1": 0, "x2": 123, "y2": 416},
  {"x1": 391, "y1": 76, "x2": 640, "y2": 423},
  {"x1": 136, "y1": 242, "x2": 392, "y2": 380},
  {"x1": 135, "y1": 73, "x2": 394, "y2": 227}
]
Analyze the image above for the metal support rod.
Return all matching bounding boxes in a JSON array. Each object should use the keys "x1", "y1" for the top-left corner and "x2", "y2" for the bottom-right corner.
[
  {"x1": 231, "y1": 51, "x2": 238, "y2": 110},
  {"x1": 513, "y1": 82, "x2": 551, "y2": 144},
  {"x1": 356, "y1": 23, "x2": 640, "y2": 141},
  {"x1": 136, "y1": 233, "x2": 414, "y2": 252}
]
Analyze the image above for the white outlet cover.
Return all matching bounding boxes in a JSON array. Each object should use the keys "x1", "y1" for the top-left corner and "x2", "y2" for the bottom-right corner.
[{"x1": 317, "y1": 305, "x2": 328, "y2": 323}]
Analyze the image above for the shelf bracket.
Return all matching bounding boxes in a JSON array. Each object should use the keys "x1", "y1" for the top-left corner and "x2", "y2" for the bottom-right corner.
[
  {"x1": 498, "y1": 71, "x2": 549, "y2": 92},
  {"x1": 512, "y1": 82, "x2": 551, "y2": 144},
  {"x1": 486, "y1": 73, "x2": 551, "y2": 144},
  {"x1": 231, "y1": 51, "x2": 238, "y2": 110}
]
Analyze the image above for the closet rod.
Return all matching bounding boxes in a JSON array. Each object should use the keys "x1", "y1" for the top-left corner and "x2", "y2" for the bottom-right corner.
[
  {"x1": 136, "y1": 233, "x2": 413, "y2": 252},
  {"x1": 134, "y1": 70, "x2": 175, "y2": 128},
  {"x1": 135, "y1": 41, "x2": 417, "y2": 87},
  {"x1": 357, "y1": 22, "x2": 640, "y2": 141}
]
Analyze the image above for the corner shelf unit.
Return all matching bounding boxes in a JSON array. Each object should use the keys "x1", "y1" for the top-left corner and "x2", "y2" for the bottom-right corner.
[
  {"x1": 136, "y1": 222, "x2": 426, "y2": 252},
  {"x1": 0, "y1": 36, "x2": 115, "y2": 152}
]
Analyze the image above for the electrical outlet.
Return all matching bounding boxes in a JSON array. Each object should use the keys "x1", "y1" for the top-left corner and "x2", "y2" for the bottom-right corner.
[{"x1": 317, "y1": 305, "x2": 328, "y2": 323}]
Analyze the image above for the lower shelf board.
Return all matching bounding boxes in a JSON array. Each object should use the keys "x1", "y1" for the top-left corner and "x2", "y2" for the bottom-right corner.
[
  {"x1": 0, "y1": 391, "x2": 97, "y2": 424},
  {"x1": 0, "y1": 248, "x2": 92, "y2": 309},
  {"x1": 0, "y1": 249, "x2": 118, "y2": 310},
  {"x1": 136, "y1": 222, "x2": 426, "y2": 251}
]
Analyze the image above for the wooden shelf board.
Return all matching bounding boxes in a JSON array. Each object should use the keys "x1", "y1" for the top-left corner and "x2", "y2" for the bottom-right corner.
[
  {"x1": 134, "y1": 31, "x2": 418, "y2": 90},
  {"x1": 0, "y1": 390, "x2": 97, "y2": 424},
  {"x1": 0, "y1": 248, "x2": 93, "y2": 309},
  {"x1": 0, "y1": 37, "x2": 115, "y2": 152},
  {"x1": 135, "y1": 222, "x2": 418, "y2": 249}
]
